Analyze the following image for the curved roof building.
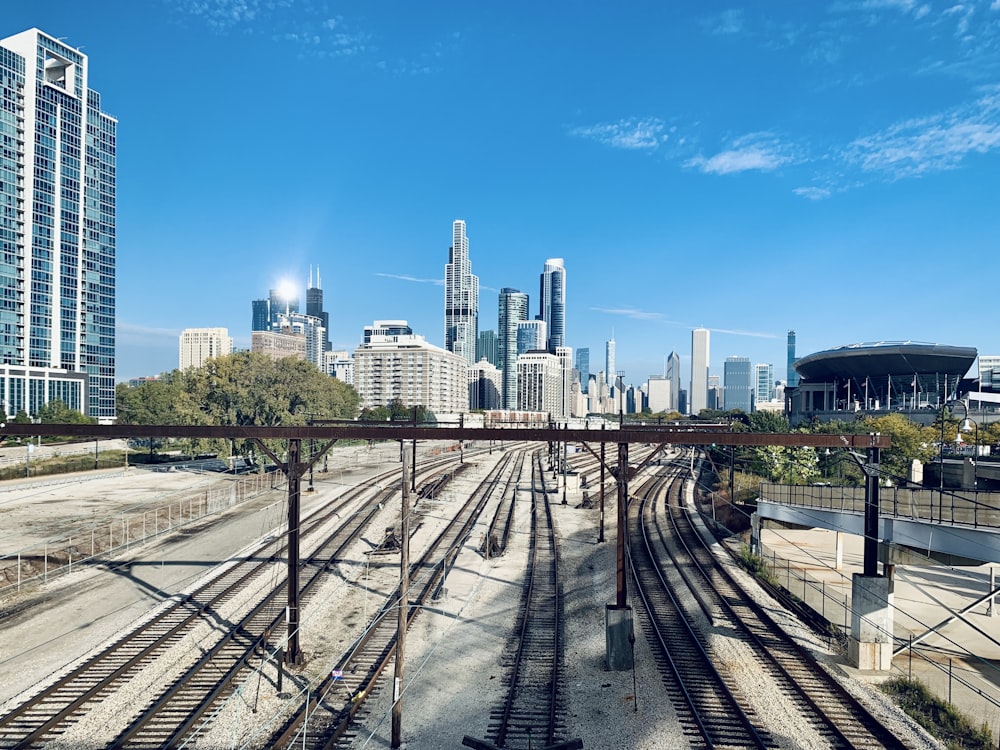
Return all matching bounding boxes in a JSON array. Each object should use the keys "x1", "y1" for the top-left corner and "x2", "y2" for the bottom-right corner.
[
  {"x1": 789, "y1": 341, "x2": 977, "y2": 424},
  {"x1": 794, "y1": 342, "x2": 977, "y2": 382}
]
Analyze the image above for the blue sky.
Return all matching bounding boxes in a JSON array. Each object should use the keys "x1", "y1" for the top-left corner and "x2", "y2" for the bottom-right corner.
[{"x1": 7, "y1": 1, "x2": 1000, "y2": 388}]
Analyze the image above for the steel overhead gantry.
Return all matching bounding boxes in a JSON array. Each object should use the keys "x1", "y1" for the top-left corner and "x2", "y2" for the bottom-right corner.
[{"x1": 0, "y1": 422, "x2": 891, "y2": 666}]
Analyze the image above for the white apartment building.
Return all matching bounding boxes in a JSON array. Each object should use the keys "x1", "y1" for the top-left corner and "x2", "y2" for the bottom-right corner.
[
  {"x1": 179, "y1": 328, "x2": 233, "y2": 370},
  {"x1": 468, "y1": 358, "x2": 502, "y2": 410},
  {"x1": 323, "y1": 350, "x2": 354, "y2": 385},
  {"x1": 516, "y1": 350, "x2": 565, "y2": 418},
  {"x1": 354, "y1": 324, "x2": 467, "y2": 413}
]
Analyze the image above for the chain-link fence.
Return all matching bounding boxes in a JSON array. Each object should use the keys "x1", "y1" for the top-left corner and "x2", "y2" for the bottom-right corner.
[{"x1": 0, "y1": 470, "x2": 287, "y2": 597}]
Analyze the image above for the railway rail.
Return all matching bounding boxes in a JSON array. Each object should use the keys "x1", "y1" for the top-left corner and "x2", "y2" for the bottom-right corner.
[
  {"x1": 0, "y1": 450, "x2": 468, "y2": 750},
  {"x1": 265, "y1": 449, "x2": 526, "y2": 749},
  {"x1": 483, "y1": 453, "x2": 565, "y2": 749},
  {"x1": 644, "y1": 461, "x2": 913, "y2": 749}
]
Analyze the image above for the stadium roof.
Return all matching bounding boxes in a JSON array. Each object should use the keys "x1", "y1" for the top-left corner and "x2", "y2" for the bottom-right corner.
[{"x1": 793, "y1": 341, "x2": 977, "y2": 382}]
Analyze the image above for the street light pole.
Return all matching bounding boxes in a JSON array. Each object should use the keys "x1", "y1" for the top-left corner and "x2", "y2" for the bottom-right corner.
[{"x1": 960, "y1": 416, "x2": 979, "y2": 490}]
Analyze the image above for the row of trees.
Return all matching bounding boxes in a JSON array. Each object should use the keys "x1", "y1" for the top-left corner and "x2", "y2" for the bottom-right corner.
[
  {"x1": 116, "y1": 352, "x2": 360, "y2": 460},
  {"x1": 693, "y1": 408, "x2": 995, "y2": 488}
]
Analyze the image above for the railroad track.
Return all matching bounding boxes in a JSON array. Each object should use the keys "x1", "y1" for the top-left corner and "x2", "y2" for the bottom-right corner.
[
  {"x1": 628, "y1": 467, "x2": 770, "y2": 748},
  {"x1": 479, "y1": 447, "x2": 532, "y2": 557},
  {"x1": 0, "y1": 452, "x2": 467, "y2": 750},
  {"x1": 644, "y1": 461, "x2": 914, "y2": 749},
  {"x1": 483, "y1": 453, "x2": 565, "y2": 750},
  {"x1": 266, "y1": 449, "x2": 526, "y2": 749}
]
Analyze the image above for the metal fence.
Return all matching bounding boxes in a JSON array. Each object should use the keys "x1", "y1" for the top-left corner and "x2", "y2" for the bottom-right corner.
[
  {"x1": 760, "y1": 482, "x2": 1000, "y2": 529},
  {"x1": 0, "y1": 470, "x2": 287, "y2": 597},
  {"x1": 756, "y1": 539, "x2": 1000, "y2": 741}
]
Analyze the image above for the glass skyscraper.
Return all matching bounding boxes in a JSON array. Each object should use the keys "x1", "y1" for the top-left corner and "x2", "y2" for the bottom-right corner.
[
  {"x1": 539, "y1": 258, "x2": 565, "y2": 353},
  {"x1": 787, "y1": 329, "x2": 799, "y2": 388},
  {"x1": 0, "y1": 30, "x2": 116, "y2": 420},
  {"x1": 755, "y1": 362, "x2": 775, "y2": 404},
  {"x1": 576, "y1": 347, "x2": 590, "y2": 394},
  {"x1": 444, "y1": 219, "x2": 479, "y2": 365},
  {"x1": 724, "y1": 356, "x2": 753, "y2": 412},
  {"x1": 498, "y1": 288, "x2": 528, "y2": 409},
  {"x1": 306, "y1": 266, "x2": 330, "y2": 352}
]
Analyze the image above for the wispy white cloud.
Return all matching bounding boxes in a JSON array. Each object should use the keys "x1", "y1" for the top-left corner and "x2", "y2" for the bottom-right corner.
[
  {"x1": 684, "y1": 133, "x2": 800, "y2": 175},
  {"x1": 376, "y1": 272, "x2": 445, "y2": 286},
  {"x1": 118, "y1": 322, "x2": 180, "y2": 337},
  {"x1": 839, "y1": 0, "x2": 932, "y2": 18},
  {"x1": 173, "y1": 0, "x2": 292, "y2": 31},
  {"x1": 171, "y1": 1, "x2": 370, "y2": 57},
  {"x1": 704, "y1": 9, "x2": 746, "y2": 35},
  {"x1": 571, "y1": 118, "x2": 668, "y2": 150},
  {"x1": 793, "y1": 186, "x2": 833, "y2": 200},
  {"x1": 843, "y1": 87, "x2": 1000, "y2": 178},
  {"x1": 710, "y1": 327, "x2": 778, "y2": 338},
  {"x1": 591, "y1": 306, "x2": 666, "y2": 321}
]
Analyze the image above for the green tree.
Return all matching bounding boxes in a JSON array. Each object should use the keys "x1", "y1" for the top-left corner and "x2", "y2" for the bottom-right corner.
[
  {"x1": 858, "y1": 413, "x2": 937, "y2": 485},
  {"x1": 37, "y1": 399, "x2": 97, "y2": 424},
  {"x1": 116, "y1": 377, "x2": 186, "y2": 457},
  {"x1": 756, "y1": 444, "x2": 820, "y2": 483},
  {"x1": 116, "y1": 353, "x2": 360, "y2": 463}
]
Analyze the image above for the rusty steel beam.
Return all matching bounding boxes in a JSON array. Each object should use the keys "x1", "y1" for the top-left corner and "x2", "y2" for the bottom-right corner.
[{"x1": 0, "y1": 423, "x2": 891, "y2": 448}]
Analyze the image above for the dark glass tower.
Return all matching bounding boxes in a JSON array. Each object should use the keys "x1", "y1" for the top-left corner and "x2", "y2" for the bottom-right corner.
[
  {"x1": 787, "y1": 330, "x2": 799, "y2": 388},
  {"x1": 539, "y1": 259, "x2": 566, "y2": 353},
  {"x1": 306, "y1": 266, "x2": 331, "y2": 351}
]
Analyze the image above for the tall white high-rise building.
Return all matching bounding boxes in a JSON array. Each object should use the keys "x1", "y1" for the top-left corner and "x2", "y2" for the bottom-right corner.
[
  {"x1": 0, "y1": 30, "x2": 117, "y2": 420},
  {"x1": 179, "y1": 328, "x2": 233, "y2": 371},
  {"x1": 690, "y1": 328, "x2": 710, "y2": 415},
  {"x1": 539, "y1": 258, "x2": 566, "y2": 352},
  {"x1": 444, "y1": 219, "x2": 479, "y2": 365},
  {"x1": 606, "y1": 336, "x2": 616, "y2": 387},
  {"x1": 754, "y1": 363, "x2": 775, "y2": 405}
]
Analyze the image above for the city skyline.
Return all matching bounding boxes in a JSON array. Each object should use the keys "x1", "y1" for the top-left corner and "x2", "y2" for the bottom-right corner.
[{"x1": 6, "y1": 4, "x2": 1000, "y2": 390}]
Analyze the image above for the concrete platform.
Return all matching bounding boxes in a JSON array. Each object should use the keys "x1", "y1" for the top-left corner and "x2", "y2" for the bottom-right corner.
[{"x1": 756, "y1": 526, "x2": 1000, "y2": 742}]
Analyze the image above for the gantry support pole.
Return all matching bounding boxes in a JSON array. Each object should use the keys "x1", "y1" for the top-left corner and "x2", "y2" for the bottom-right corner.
[
  {"x1": 616, "y1": 441, "x2": 629, "y2": 608},
  {"x1": 392, "y1": 445, "x2": 412, "y2": 748},
  {"x1": 864, "y1": 444, "x2": 881, "y2": 578},
  {"x1": 286, "y1": 438, "x2": 303, "y2": 664},
  {"x1": 252, "y1": 435, "x2": 339, "y2": 666},
  {"x1": 599, "y1": 440, "x2": 606, "y2": 543}
]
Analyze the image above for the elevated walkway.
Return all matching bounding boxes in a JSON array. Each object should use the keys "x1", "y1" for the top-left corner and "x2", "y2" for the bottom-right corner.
[{"x1": 758, "y1": 483, "x2": 1000, "y2": 566}]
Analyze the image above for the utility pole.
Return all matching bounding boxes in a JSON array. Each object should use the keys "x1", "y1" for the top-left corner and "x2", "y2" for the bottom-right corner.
[
  {"x1": 598, "y1": 427, "x2": 605, "y2": 543},
  {"x1": 392, "y1": 445, "x2": 412, "y2": 748},
  {"x1": 286, "y1": 438, "x2": 302, "y2": 664}
]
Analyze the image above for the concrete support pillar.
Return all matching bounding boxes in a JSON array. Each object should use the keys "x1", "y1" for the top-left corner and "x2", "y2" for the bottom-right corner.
[
  {"x1": 605, "y1": 604, "x2": 634, "y2": 671},
  {"x1": 962, "y1": 457, "x2": 975, "y2": 490},
  {"x1": 848, "y1": 573, "x2": 894, "y2": 671},
  {"x1": 834, "y1": 531, "x2": 844, "y2": 571},
  {"x1": 990, "y1": 567, "x2": 996, "y2": 617},
  {"x1": 750, "y1": 513, "x2": 761, "y2": 556}
]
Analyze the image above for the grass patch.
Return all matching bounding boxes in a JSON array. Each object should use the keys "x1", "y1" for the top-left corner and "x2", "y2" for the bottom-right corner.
[
  {"x1": 881, "y1": 676, "x2": 994, "y2": 749},
  {"x1": 735, "y1": 544, "x2": 779, "y2": 587}
]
